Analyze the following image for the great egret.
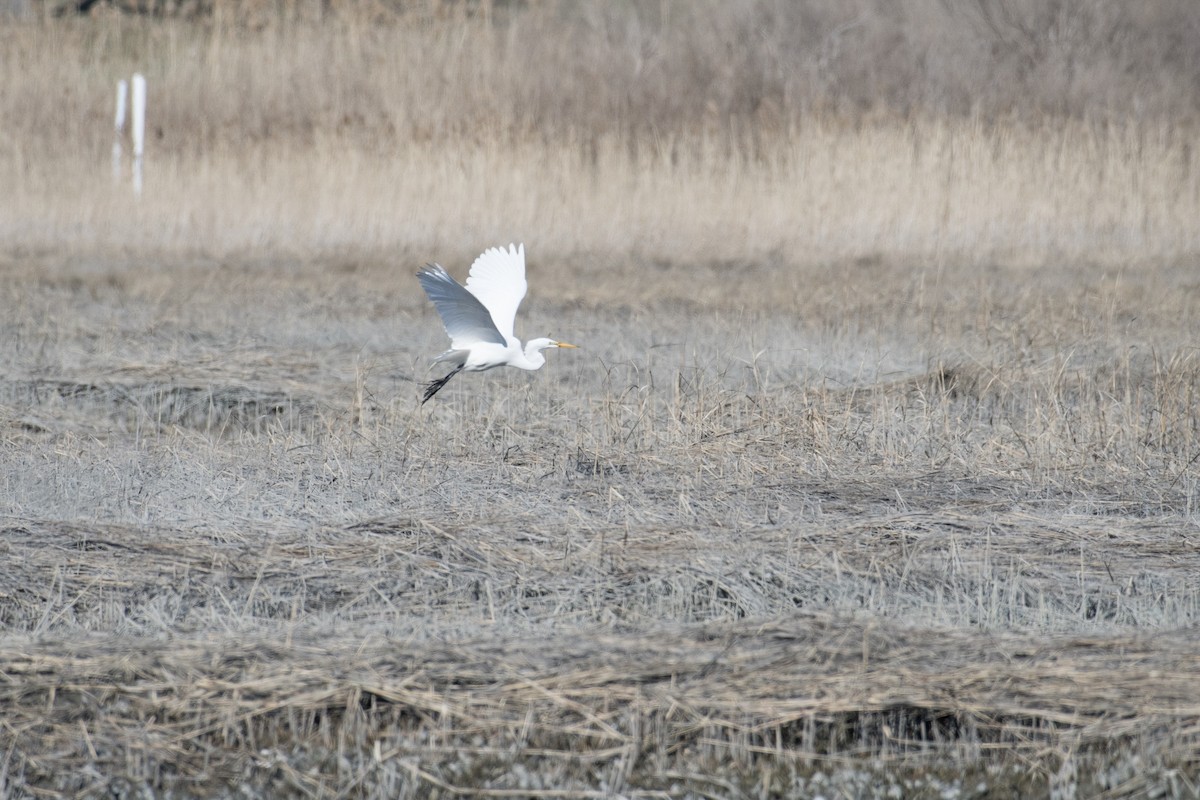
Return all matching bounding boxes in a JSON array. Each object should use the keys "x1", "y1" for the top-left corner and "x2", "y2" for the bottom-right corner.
[{"x1": 416, "y1": 243, "x2": 577, "y2": 403}]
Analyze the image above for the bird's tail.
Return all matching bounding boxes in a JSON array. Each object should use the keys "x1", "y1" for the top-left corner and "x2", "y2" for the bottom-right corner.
[{"x1": 432, "y1": 349, "x2": 470, "y2": 365}]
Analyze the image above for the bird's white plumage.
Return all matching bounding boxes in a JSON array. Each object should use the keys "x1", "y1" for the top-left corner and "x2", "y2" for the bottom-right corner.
[
  {"x1": 416, "y1": 264, "x2": 506, "y2": 349},
  {"x1": 416, "y1": 243, "x2": 576, "y2": 404},
  {"x1": 463, "y1": 243, "x2": 528, "y2": 341}
]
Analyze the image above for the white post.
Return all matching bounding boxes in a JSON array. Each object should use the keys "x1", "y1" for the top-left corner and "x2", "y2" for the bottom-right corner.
[
  {"x1": 112, "y1": 79, "x2": 127, "y2": 182},
  {"x1": 131, "y1": 73, "x2": 146, "y2": 196}
]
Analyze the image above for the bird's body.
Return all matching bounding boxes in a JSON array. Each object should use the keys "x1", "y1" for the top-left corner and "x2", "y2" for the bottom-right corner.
[{"x1": 416, "y1": 244, "x2": 576, "y2": 403}]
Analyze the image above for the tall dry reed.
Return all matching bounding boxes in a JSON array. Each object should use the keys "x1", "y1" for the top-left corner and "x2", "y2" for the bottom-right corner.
[{"x1": 3, "y1": 2, "x2": 1199, "y2": 264}]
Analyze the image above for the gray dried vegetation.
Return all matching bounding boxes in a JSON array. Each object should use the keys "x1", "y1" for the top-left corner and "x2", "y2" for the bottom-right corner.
[
  {"x1": 3, "y1": 1, "x2": 1200, "y2": 798},
  {"x1": 3, "y1": 250, "x2": 1198, "y2": 798}
]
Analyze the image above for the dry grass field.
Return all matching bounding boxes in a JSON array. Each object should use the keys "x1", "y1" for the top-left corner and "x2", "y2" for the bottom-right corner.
[{"x1": 3, "y1": 2, "x2": 1200, "y2": 797}]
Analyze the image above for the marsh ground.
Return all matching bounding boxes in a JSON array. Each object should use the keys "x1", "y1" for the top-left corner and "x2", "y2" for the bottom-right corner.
[
  {"x1": 4, "y1": 246, "x2": 1199, "y2": 797},
  {"x1": 3, "y1": 2, "x2": 1200, "y2": 797}
]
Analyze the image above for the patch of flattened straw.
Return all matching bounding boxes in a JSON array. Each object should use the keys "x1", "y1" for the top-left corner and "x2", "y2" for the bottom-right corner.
[
  {"x1": 1, "y1": 378, "x2": 320, "y2": 435},
  {"x1": 2, "y1": 619, "x2": 1199, "y2": 796}
]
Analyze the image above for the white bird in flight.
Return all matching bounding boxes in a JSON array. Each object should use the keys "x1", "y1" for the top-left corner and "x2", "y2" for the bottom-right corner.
[{"x1": 416, "y1": 243, "x2": 577, "y2": 404}]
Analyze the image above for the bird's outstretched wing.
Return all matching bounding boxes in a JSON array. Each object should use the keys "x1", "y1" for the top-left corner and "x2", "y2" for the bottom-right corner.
[
  {"x1": 464, "y1": 243, "x2": 528, "y2": 340},
  {"x1": 417, "y1": 264, "x2": 506, "y2": 348}
]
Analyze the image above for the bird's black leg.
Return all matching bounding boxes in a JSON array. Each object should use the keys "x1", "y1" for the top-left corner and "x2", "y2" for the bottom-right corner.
[{"x1": 422, "y1": 364, "x2": 464, "y2": 404}]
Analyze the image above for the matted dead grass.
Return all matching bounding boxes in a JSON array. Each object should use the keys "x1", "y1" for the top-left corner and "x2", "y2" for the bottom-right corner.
[
  {"x1": 5, "y1": 609, "x2": 1200, "y2": 797},
  {"x1": 2, "y1": 249, "x2": 1198, "y2": 797}
]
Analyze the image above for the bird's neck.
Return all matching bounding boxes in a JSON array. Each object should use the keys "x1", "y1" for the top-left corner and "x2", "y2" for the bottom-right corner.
[{"x1": 512, "y1": 341, "x2": 547, "y2": 371}]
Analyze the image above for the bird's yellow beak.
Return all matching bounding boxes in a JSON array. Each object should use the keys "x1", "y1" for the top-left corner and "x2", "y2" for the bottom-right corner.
[{"x1": 555, "y1": 341, "x2": 579, "y2": 349}]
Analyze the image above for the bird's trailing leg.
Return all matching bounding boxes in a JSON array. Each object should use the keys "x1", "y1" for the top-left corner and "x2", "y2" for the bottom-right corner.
[{"x1": 422, "y1": 364, "x2": 465, "y2": 404}]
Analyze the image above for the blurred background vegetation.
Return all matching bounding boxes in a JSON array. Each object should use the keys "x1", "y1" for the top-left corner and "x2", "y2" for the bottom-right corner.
[
  {"x1": 2, "y1": 1, "x2": 1197, "y2": 261},
  {"x1": 6, "y1": 0, "x2": 1200, "y2": 149}
]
